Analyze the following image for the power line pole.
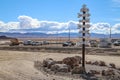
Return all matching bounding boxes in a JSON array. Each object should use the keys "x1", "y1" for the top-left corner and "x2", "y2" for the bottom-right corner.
[
  {"x1": 78, "y1": 4, "x2": 90, "y2": 71},
  {"x1": 110, "y1": 27, "x2": 112, "y2": 38},
  {"x1": 68, "y1": 27, "x2": 70, "y2": 41}
]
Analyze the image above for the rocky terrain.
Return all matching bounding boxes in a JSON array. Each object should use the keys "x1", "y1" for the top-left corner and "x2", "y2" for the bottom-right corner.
[{"x1": 0, "y1": 50, "x2": 120, "y2": 80}]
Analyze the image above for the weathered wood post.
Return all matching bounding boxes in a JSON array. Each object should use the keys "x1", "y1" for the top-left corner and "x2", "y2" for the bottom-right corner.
[{"x1": 78, "y1": 4, "x2": 90, "y2": 71}]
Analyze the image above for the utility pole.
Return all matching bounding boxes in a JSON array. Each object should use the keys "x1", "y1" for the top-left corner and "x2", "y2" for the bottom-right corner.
[
  {"x1": 68, "y1": 27, "x2": 70, "y2": 41},
  {"x1": 110, "y1": 27, "x2": 112, "y2": 38},
  {"x1": 78, "y1": 4, "x2": 90, "y2": 71}
]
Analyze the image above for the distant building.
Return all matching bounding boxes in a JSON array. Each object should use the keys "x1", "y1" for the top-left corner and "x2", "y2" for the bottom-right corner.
[{"x1": 98, "y1": 38, "x2": 111, "y2": 48}]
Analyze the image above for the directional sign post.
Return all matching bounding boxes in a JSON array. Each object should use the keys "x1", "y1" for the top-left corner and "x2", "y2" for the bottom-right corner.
[{"x1": 78, "y1": 4, "x2": 90, "y2": 72}]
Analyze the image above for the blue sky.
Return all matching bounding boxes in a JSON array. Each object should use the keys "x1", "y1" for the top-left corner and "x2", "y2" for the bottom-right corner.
[{"x1": 0, "y1": 0, "x2": 120, "y2": 34}]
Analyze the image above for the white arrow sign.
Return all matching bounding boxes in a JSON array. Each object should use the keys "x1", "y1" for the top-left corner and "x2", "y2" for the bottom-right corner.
[
  {"x1": 79, "y1": 19, "x2": 90, "y2": 22},
  {"x1": 78, "y1": 24, "x2": 90, "y2": 28},
  {"x1": 80, "y1": 8, "x2": 89, "y2": 12},
  {"x1": 79, "y1": 30, "x2": 89, "y2": 34},
  {"x1": 78, "y1": 13, "x2": 90, "y2": 18}
]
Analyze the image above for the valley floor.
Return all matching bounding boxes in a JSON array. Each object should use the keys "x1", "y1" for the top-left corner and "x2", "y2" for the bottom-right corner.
[{"x1": 0, "y1": 50, "x2": 120, "y2": 80}]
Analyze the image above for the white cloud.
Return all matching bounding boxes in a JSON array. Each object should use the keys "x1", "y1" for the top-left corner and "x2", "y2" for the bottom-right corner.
[
  {"x1": 0, "y1": 21, "x2": 5, "y2": 28},
  {"x1": 0, "y1": 21, "x2": 7, "y2": 32},
  {"x1": 18, "y1": 15, "x2": 40, "y2": 29},
  {"x1": 39, "y1": 21, "x2": 68, "y2": 30},
  {"x1": 37, "y1": 20, "x2": 78, "y2": 33},
  {"x1": 6, "y1": 22, "x2": 19, "y2": 29},
  {"x1": 90, "y1": 23, "x2": 111, "y2": 34},
  {"x1": 90, "y1": 22, "x2": 120, "y2": 34},
  {"x1": 0, "y1": 21, "x2": 19, "y2": 32},
  {"x1": 0, "y1": 15, "x2": 120, "y2": 34},
  {"x1": 112, "y1": 23, "x2": 120, "y2": 33}
]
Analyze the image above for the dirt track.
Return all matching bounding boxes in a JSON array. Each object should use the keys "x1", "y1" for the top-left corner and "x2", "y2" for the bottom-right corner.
[{"x1": 0, "y1": 50, "x2": 120, "y2": 80}]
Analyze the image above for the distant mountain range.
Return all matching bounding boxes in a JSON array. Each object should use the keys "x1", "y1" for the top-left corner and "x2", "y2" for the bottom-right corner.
[
  {"x1": 0, "y1": 35, "x2": 14, "y2": 39},
  {"x1": 0, "y1": 32, "x2": 120, "y2": 38}
]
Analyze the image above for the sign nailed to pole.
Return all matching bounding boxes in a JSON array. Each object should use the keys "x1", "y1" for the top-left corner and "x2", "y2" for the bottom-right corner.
[{"x1": 78, "y1": 4, "x2": 90, "y2": 71}]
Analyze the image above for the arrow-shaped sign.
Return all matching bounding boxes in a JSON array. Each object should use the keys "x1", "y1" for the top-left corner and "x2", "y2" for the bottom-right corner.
[{"x1": 78, "y1": 13, "x2": 90, "y2": 18}]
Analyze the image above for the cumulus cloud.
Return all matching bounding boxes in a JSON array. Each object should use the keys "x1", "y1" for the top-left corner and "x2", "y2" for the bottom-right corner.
[
  {"x1": 18, "y1": 15, "x2": 40, "y2": 29},
  {"x1": 90, "y1": 23, "x2": 120, "y2": 34},
  {"x1": 0, "y1": 21, "x2": 19, "y2": 32},
  {"x1": 112, "y1": 23, "x2": 120, "y2": 33},
  {"x1": 90, "y1": 23, "x2": 111, "y2": 34},
  {"x1": 17, "y1": 16, "x2": 78, "y2": 33},
  {"x1": 0, "y1": 21, "x2": 6, "y2": 32},
  {"x1": 0, "y1": 15, "x2": 120, "y2": 34},
  {"x1": 17, "y1": 20, "x2": 78, "y2": 34},
  {"x1": 39, "y1": 21, "x2": 68, "y2": 31}
]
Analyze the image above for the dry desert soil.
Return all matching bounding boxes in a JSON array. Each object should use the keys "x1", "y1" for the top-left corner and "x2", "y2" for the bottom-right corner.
[{"x1": 0, "y1": 50, "x2": 120, "y2": 80}]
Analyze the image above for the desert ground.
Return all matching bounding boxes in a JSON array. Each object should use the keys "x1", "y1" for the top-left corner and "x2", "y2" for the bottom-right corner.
[{"x1": 0, "y1": 50, "x2": 120, "y2": 80}]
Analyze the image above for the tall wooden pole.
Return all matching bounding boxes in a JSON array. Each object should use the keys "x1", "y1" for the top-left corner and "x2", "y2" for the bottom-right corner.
[
  {"x1": 78, "y1": 4, "x2": 90, "y2": 71},
  {"x1": 82, "y1": 11, "x2": 86, "y2": 69}
]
